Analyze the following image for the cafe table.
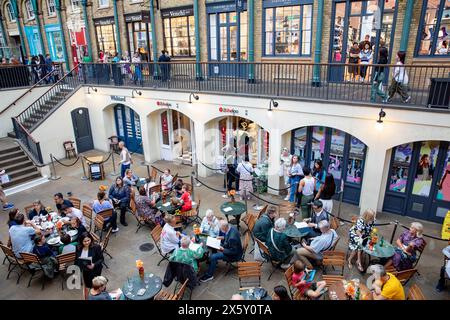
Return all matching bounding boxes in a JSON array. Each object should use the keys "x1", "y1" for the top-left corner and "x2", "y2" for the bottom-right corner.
[
  {"x1": 283, "y1": 224, "x2": 311, "y2": 239},
  {"x1": 362, "y1": 239, "x2": 396, "y2": 267},
  {"x1": 122, "y1": 273, "x2": 162, "y2": 300},
  {"x1": 156, "y1": 200, "x2": 175, "y2": 214},
  {"x1": 238, "y1": 287, "x2": 272, "y2": 300},
  {"x1": 328, "y1": 280, "x2": 373, "y2": 300},
  {"x1": 220, "y1": 201, "x2": 246, "y2": 230}
]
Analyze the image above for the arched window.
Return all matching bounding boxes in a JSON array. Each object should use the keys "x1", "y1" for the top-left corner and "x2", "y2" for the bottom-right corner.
[
  {"x1": 47, "y1": 0, "x2": 56, "y2": 16},
  {"x1": 25, "y1": 0, "x2": 35, "y2": 20},
  {"x1": 6, "y1": 2, "x2": 16, "y2": 22}
]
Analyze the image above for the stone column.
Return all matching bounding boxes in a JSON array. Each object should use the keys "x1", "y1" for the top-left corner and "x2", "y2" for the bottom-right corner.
[
  {"x1": 116, "y1": 0, "x2": 127, "y2": 56},
  {"x1": 112, "y1": 0, "x2": 122, "y2": 55},
  {"x1": 31, "y1": 0, "x2": 48, "y2": 55},
  {"x1": 267, "y1": 127, "x2": 282, "y2": 196},
  {"x1": 0, "y1": 11, "x2": 10, "y2": 47},
  {"x1": 55, "y1": 0, "x2": 71, "y2": 71},
  {"x1": 11, "y1": 0, "x2": 28, "y2": 59}
]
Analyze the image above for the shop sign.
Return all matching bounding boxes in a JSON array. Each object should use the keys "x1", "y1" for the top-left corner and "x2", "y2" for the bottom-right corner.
[
  {"x1": 125, "y1": 11, "x2": 151, "y2": 23},
  {"x1": 263, "y1": 0, "x2": 308, "y2": 8},
  {"x1": 161, "y1": 6, "x2": 194, "y2": 18},
  {"x1": 94, "y1": 17, "x2": 115, "y2": 26},
  {"x1": 206, "y1": 0, "x2": 247, "y2": 13},
  {"x1": 156, "y1": 101, "x2": 172, "y2": 107},
  {"x1": 219, "y1": 106, "x2": 239, "y2": 114},
  {"x1": 111, "y1": 95, "x2": 126, "y2": 102}
]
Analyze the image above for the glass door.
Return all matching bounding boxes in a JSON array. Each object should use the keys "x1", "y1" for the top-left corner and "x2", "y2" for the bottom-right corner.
[
  {"x1": 160, "y1": 110, "x2": 172, "y2": 161},
  {"x1": 431, "y1": 144, "x2": 450, "y2": 223},
  {"x1": 114, "y1": 105, "x2": 143, "y2": 154}
]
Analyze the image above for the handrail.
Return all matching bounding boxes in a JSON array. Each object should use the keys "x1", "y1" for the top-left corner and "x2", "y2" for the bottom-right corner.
[
  {"x1": 0, "y1": 65, "x2": 62, "y2": 116},
  {"x1": 16, "y1": 65, "x2": 79, "y2": 119}
]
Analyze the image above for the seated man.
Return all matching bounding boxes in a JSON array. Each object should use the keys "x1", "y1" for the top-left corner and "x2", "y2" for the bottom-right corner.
[
  {"x1": 123, "y1": 169, "x2": 139, "y2": 187},
  {"x1": 253, "y1": 206, "x2": 277, "y2": 243},
  {"x1": 266, "y1": 217, "x2": 295, "y2": 269},
  {"x1": 370, "y1": 264, "x2": 405, "y2": 300},
  {"x1": 54, "y1": 192, "x2": 73, "y2": 214},
  {"x1": 9, "y1": 213, "x2": 41, "y2": 258},
  {"x1": 200, "y1": 209, "x2": 220, "y2": 237},
  {"x1": 303, "y1": 200, "x2": 329, "y2": 239},
  {"x1": 161, "y1": 169, "x2": 173, "y2": 191},
  {"x1": 295, "y1": 220, "x2": 337, "y2": 269},
  {"x1": 200, "y1": 220, "x2": 242, "y2": 282},
  {"x1": 62, "y1": 205, "x2": 87, "y2": 227},
  {"x1": 436, "y1": 241, "x2": 450, "y2": 292},
  {"x1": 169, "y1": 236, "x2": 205, "y2": 273}
]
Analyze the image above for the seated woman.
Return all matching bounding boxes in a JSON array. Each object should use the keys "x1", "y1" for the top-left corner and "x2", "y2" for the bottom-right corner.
[
  {"x1": 92, "y1": 191, "x2": 118, "y2": 233},
  {"x1": 266, "y1": 218, "x2": 295, "y2": 269},
  {"x1": 291, "y1": 260, "x2": 327, "y2": 299},
  {"x1": 200, "y1": 209, "x2": 220, "y2": 237},
  {"x1": 59, "y1": 233, "x2": 77, "y2": 254},
  {"x1": 28, "y1": 200, "x2": 48, "y2": 220},
  {"x1": 161, "y1": 169, "x2": 173, "y2": 191},
  {"x1": 108, "y1": 176, "x2": 130, "y2": 227},
  {"x1": 169, "y1": 236, "x2": 205, "y2": 273},
  {"x1": 135, "y1": 187, "x2": 161, "y2": 225},
  {"x1": 70, "y1": 217, "x2": 87, "y2": 237},
  {"x1": 33, "y1": 235, "x2": 57, "y2": 279},
  {"x1": 160, "y1": 214, "x2": 180, "y2": 255},
  {"x1": 173, "y1": 179, "x2": 184, "y2": 198},
  {"x1": 272, "y1": 285, "x2": 291, "y2": 300},
  {"x1": 180, "y1": 184, "x2": 192, "y2": 212},
  {"x1": 385, "y1": 222, "x2": 425, "y2": 271}
]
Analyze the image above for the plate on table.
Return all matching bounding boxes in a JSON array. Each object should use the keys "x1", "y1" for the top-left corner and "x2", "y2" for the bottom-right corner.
[
  {"x1": 66, "y1": 229, "x2": 78, "y2": 237},
  {"x1": 60, "y1": 217, "x2": 70, "y2": 223},
  {"x1": 42, "y1": 222, "x2": 54, "y2": 229},
  {"x1": 47, "y1": 236, "x2": 61, "y2": 245}
]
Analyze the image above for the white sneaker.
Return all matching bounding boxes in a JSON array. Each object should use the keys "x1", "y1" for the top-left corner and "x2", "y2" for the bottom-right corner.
[
  {"x1": 284, "y1": 195, "x2": 290, "y2": 201},
  {"x1": 112, "y1": 228, "x2": 119, "y2": 233}
]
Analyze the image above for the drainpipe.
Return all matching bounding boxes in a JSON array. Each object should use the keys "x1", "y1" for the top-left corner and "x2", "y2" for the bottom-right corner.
[
  {"x1": 399, "y1": 0, "x2": 415, "y2": 52},
  {"x1": 149, "y1": 0, "x2": 158, "y2": 78},
  {"x1": 193, "y1": 0, "x2": 202, "y2": 80},
  {"x1": 113, "y1": 0, "x2": 121, "y2": 55},
  {"x1": 81, "y1": 0, "x2": 92, "y2": 59},
  {"x1": 31, "y1": 0, "x2": 46, "y2": 55},
  {"x1": 11, "y1": 0, "x2": 27, "y2": 60},
  {"x1": 312, "y1": 0, "x2": 324, "y2": 87},
  {"x1": 55, "y1": 0, "x2": 70, "y2": 71},
  {"x1": 247, "y1": 0, "x2": 254, "y2": 83}
]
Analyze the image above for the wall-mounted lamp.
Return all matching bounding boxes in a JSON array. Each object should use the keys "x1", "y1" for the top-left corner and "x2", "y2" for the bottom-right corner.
[
  {"x1": 375, "y1": 107, "x2": 386, "y2": 131},
  {"x1": 131, "y1": 89, "x2": 142, "y2": 103},
  {"x1": 87, "y1": 86, "x2": 97, "y2": 96},
  {"x1": 267, "y1": 99, "x2": 279, "y2": 116},
  {"x1": 189, "y1": 92, "x2": 199, "y2": 104}
]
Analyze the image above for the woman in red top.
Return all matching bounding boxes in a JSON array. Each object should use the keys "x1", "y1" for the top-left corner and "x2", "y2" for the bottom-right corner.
[
  {"x1": 291, "y1": 261, "x2": 327, "y2": 299},
  {"x1": 180, "y1": 184, "x2": 192, "y2": 212}
]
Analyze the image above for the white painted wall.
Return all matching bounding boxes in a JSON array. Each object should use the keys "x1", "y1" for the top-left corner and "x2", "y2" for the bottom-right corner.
[
  {"x1": 0, "y1": 86, "x2": 51, "y2": 137},
  {"x1": 28, "y1": 86, "x2": 450, "y2": 215}
]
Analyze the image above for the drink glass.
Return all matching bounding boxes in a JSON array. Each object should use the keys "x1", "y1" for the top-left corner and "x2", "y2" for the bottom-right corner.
[
  {"x1": 144, "y1": 276, "x2": 149, "y2": 288},
  {"x1": 254, "y1": 290, "x2": 262, "y2": 300},
  {"x1": 127, "y1": 280, "x2": 133, "y2": 294}
]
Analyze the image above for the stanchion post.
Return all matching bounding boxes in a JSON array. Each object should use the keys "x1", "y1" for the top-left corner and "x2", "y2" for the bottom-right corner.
[
  {"x1": 146, "y1": 164, "x2": 150, "y2": 179},
  {"x1": 222, "y1": 169, "x2": 229, "y2": 199},
  {"x1": 190, "y1": 174, "x2": 195, "y2": 202},
  {"x1": 337, "y1": 189, "x2": 344, "y2": 226},
  {"x1": 49, "y1": 153, "x2": 61, "y2": 180},
  {"x1": 244, "y1": 195, "x2": 248, "y2": 216},
  {"x1": 80, "y1": 154, "x2": 88, "y2": 180},
  {"x1": 390, "y1": 220, "x2": 399, "y2": 244},
  {"x1": 110, "y1": 151, "x2": 118, "y2": 176}
]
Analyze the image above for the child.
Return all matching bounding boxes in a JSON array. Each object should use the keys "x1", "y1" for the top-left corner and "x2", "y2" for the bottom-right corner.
[
  {"x1": 173, "y1": 179, "x2": 184, "y2": 198},
  {"x1": 180, "y1": 184, "x2": 192, "y2": 212},
  {"x1": 291, "y1": 260, "x2": 327, "y2": 299}
]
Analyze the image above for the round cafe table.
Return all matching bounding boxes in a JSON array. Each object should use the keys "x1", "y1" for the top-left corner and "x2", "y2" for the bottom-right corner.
[
  {"x1": 122, "y1": 273, "x2": 162, "y2": 300},
  {"x1": 220, "y1": 201, "x2": 246, "y2": 230},
  {"x1": 239, "y1": 287, "x2": 272, "y2": 300},
  {"x1": 328, "y1": 280, "x2": 373, "y2": 300},
  {"x1": 283, "y1": 224, "x2": 311, "y2": 239},
  {"x1": 362, "y1": 240, "x2": 396, "y2": 268},
  {"x1": 156, "y1": 200, "x2": 175, "y2": 214}
]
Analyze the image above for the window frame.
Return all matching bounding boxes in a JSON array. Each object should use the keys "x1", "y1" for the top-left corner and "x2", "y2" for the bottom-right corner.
[
  {"x1": 98, "y1": 0, "x2": 110, "y2": 9},
  {"x1": 415, "y1": 0, "x2": 450, "y2": 58},
  {"x1": 71, "y1": 0, "x2": 81, "y2": 12},
  {"x1": 47, "y1": 0, "x2": 56, "y2": 17},
  {"x1": 6, "y1": 2, "x2": 16, "y2": 22},
  {"x1": 163, "y1": 15, "x2": 196, "y2": 58},
  {"x1": 25, "y1": 0, "x2": 35, "y2": 20},
  {"x1": 262, "y1": 3, "x2": 314, "y2": 57}
]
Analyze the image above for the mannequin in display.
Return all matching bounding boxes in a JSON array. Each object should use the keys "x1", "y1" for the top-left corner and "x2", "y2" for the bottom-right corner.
[{"x1": 234, "y1": 121, "x2": 258, "y2": 163}]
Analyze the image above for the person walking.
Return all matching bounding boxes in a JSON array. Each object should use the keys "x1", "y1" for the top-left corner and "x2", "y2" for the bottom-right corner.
[
  {"x1": 370, "y1": 46, "x2": 389, "y2": 102},
  {"x1": 288, "y1": 155, "x2": 303, "y2": 203},
  {"x1": 158, "y1": 50, "x2": 171, "y2": 82},
  {"x1": 132, "y1": 52, "x2": 142, "y2": 85},
  {"x1": 387, "y1": 51, "x2": 411, "y2": 103},
  {"x1": 118, "y1": 141, "x2": 132, "y2": 178},
  {"x1": 44, "y1": 54, "x2": 53, "y2": 83},
  {"x1": 0, "y1": 169, "x2": 14, "y2": 210},
  {"x1": 359, "y1": 42, "x2": 373, "y2": 83},
  {"x1": 297, "y1": 166, "x2": 315, "y2": 219}
]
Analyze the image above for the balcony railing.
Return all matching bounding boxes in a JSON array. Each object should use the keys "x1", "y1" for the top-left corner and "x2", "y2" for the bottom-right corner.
[
  {"x1": 80, "y1": 62, "x2": 450, "y2": 109},
  {"x1": 0, "y1": 63, "x2": 64, "y2": 89}
]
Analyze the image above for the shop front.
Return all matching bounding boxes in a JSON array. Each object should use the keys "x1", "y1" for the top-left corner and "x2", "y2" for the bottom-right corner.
[
  {"x1": 125, "y1": 10, "x2": 152, "y2": 61},
  {"x1": 67, "y1": 15, "x2": 87, "y2": 62},
  {"x1": 113, "y1": 104, "x2": 143, "y2": 154},
  {"x1": 328, "y1": 0, "x2": 399, "y2": 82},
  {"x1": 94, "y1": 17, "x2": 117, "y2": 57},
  {"x1": 45, "y1": 24, "x2": 65, "y2": 62},
  {"x1": 207, "y1": 0, "x2": 248, "y2": 77},
  {"x1": 291, "y1": 126, "x2": 367, "y2": 205},
  {"x1": 383, "y1": 141, "x2": 450, "y2": 223},
  {"x1": 24, "y1": 25, "x2": 43, "y2": 56},
  {"x1": 158, "y1": 107, "x2": 195, "y2": 164},
  {"x1": 162, "y1": 6, "x2": 196, "y2": 58}
]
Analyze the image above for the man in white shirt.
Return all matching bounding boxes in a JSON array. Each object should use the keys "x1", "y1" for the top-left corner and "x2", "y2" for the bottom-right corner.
[
  {"x1": 119, "y1": 141, "x2": 132, "y2": 178},
  {"x1": 436, "y1": 242, "x2": 450, "y2": 292},
  {"x1": 63, "y1": 205, "x2": 87, "y2": 227},
  {"x1": 161, "y1": 168, "x2": 173, "y2": 191}
]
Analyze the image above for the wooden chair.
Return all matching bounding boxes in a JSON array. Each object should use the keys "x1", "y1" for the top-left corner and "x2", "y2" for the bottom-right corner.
[
  {"x1": 237, "y1": 261, "x2": 262, "y2": 288},
  {"x1": 392, "y1": 268, "x2": 417, "y2": 286},
  {"x1": 151, "y1": 224, "x2": 170, "y2": 266},
  {"x1": 55, "y1": 252, "x2": 76, "y2": 290},
  {"x1": 407, "y1": 284, "x2": 426, "y2": 300},
  {"x1": 108, "y1": 135, "x2": 119, "y2": 153},
  {"x1": 225, "y1": 231, "x2": 250, "y2": 275},
  {"x1": 0, "y1": 242, "x2": 27, "y2": 284},
  {"x1": 149, "y1": 184, "x2": 162, "y2": 194},
  {"x1": 19, "y1": 252, "x2": 46, "y2": 289},
  {"x1": 322, "y1": 250, "x2": 346, "y2": 275},
  {"x1": 96, "y1": 208, "x2": 113, "y2": 220},
  {"x1": 330, "y1": 216, "x2": 340, "y2": 231},
  {"x1": 256, "y1": 205, "x2": 268, "y2": 219},
  {"x1": 321, "y1": 275, "x2": 344, "y2": 288},
  {"x1": 68, "y1": 197, "x2": 81, "y2": 210},
  {"x1": 412, "y1": 241, "x2": 427, "y2": 270},
  {"x1": 254, "y1": 237, "x2": 282, "y2": 280},
  {"x1": 246, "y1": 214, "x2": 257, "y2": 234},
  {"x1": 284, "y1": 265, "x2": 298, "y2": 299},
  {"x1": 93, "y1": 215, "x2": 106, "y2": 240},
  {"x1": 155, "y1": 279, "x2": 189, "y2": 300},
  {"x1": 99, "y1": 227, "x2": 113, "y2": 268},
  {"x1": 174, "y1": 278, "x2": 189, "y2": 300},
  {"x1": 63, "y1": 141, "x2": 77, "y2": 159},
  {"x1": 150, "y1": 167, "x2": 158, "y2": 182},
  {"x1": 180, "y1": 199, "x2": 202, "y2": 226},
  {"x1": 82, "y1": 204, "x2": 93, "y2": 232}
]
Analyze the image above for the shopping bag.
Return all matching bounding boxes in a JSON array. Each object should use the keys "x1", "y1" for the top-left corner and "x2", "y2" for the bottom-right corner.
[
  {"x1": 0, "y1": 174, "x2": 10, "y2": 184},
  {"x1": 253, "y1": 241, "x2": 264, "y2": 262}
]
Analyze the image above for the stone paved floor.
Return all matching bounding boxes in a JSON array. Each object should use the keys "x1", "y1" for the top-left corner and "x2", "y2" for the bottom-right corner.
[{"x1": 1, "y1": 149, "x2": 449, "y2": 300}]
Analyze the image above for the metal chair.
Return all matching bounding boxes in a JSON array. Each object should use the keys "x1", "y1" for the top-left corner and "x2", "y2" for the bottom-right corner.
[
  {"x1": 155, "y1": 279, "x2": 189, "y2": 300},
  {"x1": 322, "y1": 250, "x2": 346, "y2": 276},
  {"x1": 225, "y1": 231, "x2": 250, "y2": 275},
  {"x1": 82, "y1": 204, "x2": 93, "y2": 232},
  {"x1": 68, "y1": 197, "x2": 81, "y2": 210},
  {"x1": 180, "y1": 199, "x2": 202, "y2": 226},
  {"x1": 99, "y1": 227, "x2": 113, "y2": 268},
  {"x1": 407, "y1": 284, "x2": 426, "y2": 300},
  {"x1": 391, "y1": 268, "x2": 418, "y2": 286},
  {"x1": 321, "y1": 274, "x2": 345, "y2": 288},
  {"x1": 19, "y1": 252, "x2": 47, "y2": 290},
  {"x1": 254, "y1": 237, "x2": 282, "y2": 280}
]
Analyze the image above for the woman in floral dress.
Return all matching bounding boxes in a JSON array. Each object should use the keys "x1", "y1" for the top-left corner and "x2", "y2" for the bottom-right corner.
[{"x1": 348, "y1": 209, "x2": 376, "y2": 272}]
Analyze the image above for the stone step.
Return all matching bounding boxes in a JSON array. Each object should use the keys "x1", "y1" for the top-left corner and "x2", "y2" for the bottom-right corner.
[
  {"x1": 1, "y1": 158, "x2": 34, "y2": 173},
  {"x1": 2, "y1": 171, "x2": 42, "y2": 189},
  {"x1": 6, "y1": 165, "x2": 38, "y2": 179},
  {"x1": 7, "y1": 131, "x2": 16, "y2": 139},
  {"x1": 0, "y1": 154, "x2": 29, "y2": 167},
  {"x1": 0, "y1": 150, "x2": 23, "y2": 162},
  {"x1": 0, "y1": 145, "x2": 20, "y2": 155}
]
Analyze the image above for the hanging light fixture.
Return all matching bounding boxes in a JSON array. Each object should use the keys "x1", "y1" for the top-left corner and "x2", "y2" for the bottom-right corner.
[
  {"x1": 131, "y1": 89, "x2": 142, "y2": 103},
  {"x1": 267, "y1": 99, "x2": 279, "y2": 116},
  {"x1": 189, "y1": 92, "x2": 199, "y2": 104},
  {"x1": 87, "y1": 86, "x2": 97, "y2": 98},
  {"x1": 375, "y1": 107, "x2": 386, "y2": 131}
]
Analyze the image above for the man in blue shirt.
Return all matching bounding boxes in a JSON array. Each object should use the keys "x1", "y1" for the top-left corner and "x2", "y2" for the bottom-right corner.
[
  {"x1": 9, "y1": 213, "x2": 41, "y2": 258},
  {"x1": 54, "y1": 193, "x2": 73, "y2": 214}
]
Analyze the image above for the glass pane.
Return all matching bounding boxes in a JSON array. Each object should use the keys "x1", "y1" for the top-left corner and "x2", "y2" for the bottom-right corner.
[
  {"x1": 240, "y1": 12, "x2": 248, "y2": 60},
  {"x1": 219, "y1": 118, "x2": 227, "y2": 151},
  {"x1": 351, "y1": 1, "x2": 362, "y2": 15},
  {"x1": 220, "y1": 13, "x2": 227, "y2": 24},
  {"x1": 265, "y1": 8, "x2": 273, "y2": 32},
  {"x1": 389, "y1": 143, "x2": 413, "y2": 193},
  {"x1": 311, "y1": 126, "x2": 325, "y2": 167},
  {"x1": 437, "y1": 145, "x2": 450, "y2": 201},
  {"x1": 380, "y1": 12, "x2": 394, "y2": 49},
  {"x1": 134, "y1": 112, "x2": 141, "y2": 140},
  {"x1": 209, "y1": 14, "x2": 217, "y2": 60},
  {"x1": 115, "y1": 107, "x2": 124, "y2": 137},
  {"x1": 125, "y1": 107, "x2": 133, "y2": 139},
  {"x1": 161, "y1": 111, "x2": 169, "y2": 146},
  {"x1": 332, "y1": 2, "x2": 346, "y2": 61},
  {"x1": 230, "y1": 26, "x2": 237, "y2": 60},
  {"x1": 418, "y1": 0, "x2": 440, "y2": 56},
  {"x1": 435, "y1": 8, "x2": 450, "y2": 55},
  {"x1": 220, "y1": 26, "x2": 227, "y2": 60},
  {"x1": 412, "y1": 141, "x2": 440, "y2": 196},
  {"x1": 347, "y1": 136, "x2": 366, "y2": 184},
  {"x1": 293, "y1": 127, "x2": 307, "y2": 166},
  {"x1": 328, "y1": 129, "x2": 345, "y2": 180}
]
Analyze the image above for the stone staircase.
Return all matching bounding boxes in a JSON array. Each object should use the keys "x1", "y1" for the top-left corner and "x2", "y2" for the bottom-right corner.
[{"x1": 0, "y1": 140, "x2": 41, "y2": 189}]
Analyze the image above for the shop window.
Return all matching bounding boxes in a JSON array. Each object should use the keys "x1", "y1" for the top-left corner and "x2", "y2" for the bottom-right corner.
[
  {"x1": 96, "y1": 25, "x2": 116, "y2": 56},
  {"x1": 264, "y1": 4, "x2": 312, "y2": 56},
  {"x1": 98, "y1": 0, "x2": 109, "y2": 8},
  {"x1": 128, "y1": 22, "x2": 152, "y2": 61},
  {"x1": 293, "y1": 127, "x2": 307, "y2": 166},
  {"x1": 346, "y1": 137, "x2": 366, "y2": 184},
  {"x1": 412, "y1": 141, "x2": 440, "y2": 197},
  {"x1": 218, "y1": 118, "x2": 227, "y2": 151},
  {"x1": 310, "y1": 126, "x2": 325, "y2": 167},
  {"x1": 389, "y1": 143, "x2": 413, "y2": 193},
  {"x1": 71, "y1": 0, "x2": 80, "y2": 10},
  {"x1": 437, "y1": 146, "x2": 450, "y2": 201},
  {"x1": 25, "y1": 0, "x2": 35, "y2": 20},
  {"x1": 416, "y1": 0, "x2": 450, "y2": 57},
  {"x1": 209, "y1": 14, "x2": 218, "y2": 60},
  {"x1": 161, "y1": 111, "x2": 169, "y2": 146},
  {"x1": 328, "y1": 129, "x2": 345, "y2": 180},
  {"x1": 47, "y1": 0, "x2": 56, "y2": 17},
  {"x1": 163, "y1": 15, "x2": 196, "y2": 57},
  {"x1": 6, "y1": 2, "x2": 16, "y2": 22}
]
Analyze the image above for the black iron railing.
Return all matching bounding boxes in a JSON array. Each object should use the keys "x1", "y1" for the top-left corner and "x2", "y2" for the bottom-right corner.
[
  {"x1": 0, "y1": 63, "x2": 64, "y2": 89},
  {"x1": 80, "y1": 62, "x2": 450, "y2": 109},
  {"x1": 12, "y1": 117, "x2": 43, "y2": 164}
]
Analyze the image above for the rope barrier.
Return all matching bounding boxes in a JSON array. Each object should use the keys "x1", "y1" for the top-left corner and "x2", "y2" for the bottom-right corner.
[
  {"x1": 194, "y1": 177, "x2": 228, "y2": 194},
  {"x1": 399, "y1": 223, "x2": 448, "y2": 242},
  {"x1": 248, "y1": 191, "x2": 280, "y2": 207},
  {"x1": 267, "y1": 182, "x2": 297, "y2": 192},
  {"x1": 150, "y1": 164, "x2": 190, "y2": 178},
  {"x1": 51, "y1": 154, "x2": 81, "y2": 167},
  {"x1": 81, "y1": 152, "x2": 113, "y2": 165}
]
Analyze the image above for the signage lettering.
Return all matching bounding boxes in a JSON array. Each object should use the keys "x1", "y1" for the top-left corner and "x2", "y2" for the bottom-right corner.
[
  {"x1": 111, "y1": 95, "x2": 126, "y2": 102},
  {"x1": 157, "y1": 101, "x2": 172, "y2": 107},
  {"x1": 125, "y1": 11, "x2": 151, "y2": 23},
  {"x1": 161, "y1": 6, "x2": 194, "y2": 18},
  {"x1": 94, "y1": 17, "x2": 115, "y2": 26},
  {"x1": 219, "y1": 106, "x2": 239, "y2": 114}
]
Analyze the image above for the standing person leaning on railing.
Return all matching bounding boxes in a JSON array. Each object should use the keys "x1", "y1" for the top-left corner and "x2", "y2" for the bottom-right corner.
[
  {"x1": 371, "y1": 46, "x2": 389, "y2": 102},
  {"x1": 387, "y1": 51, "x2": 411, "y2": 103}
]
